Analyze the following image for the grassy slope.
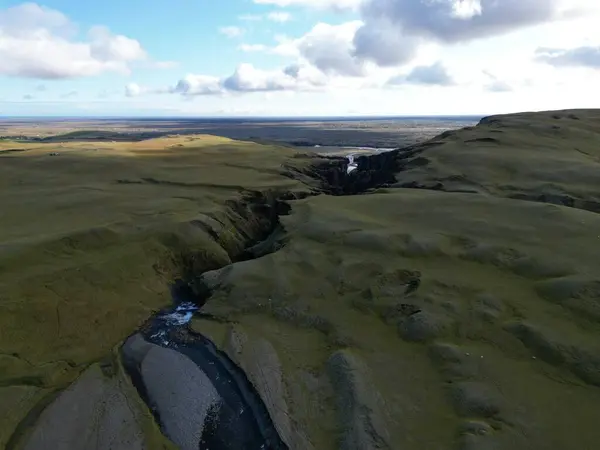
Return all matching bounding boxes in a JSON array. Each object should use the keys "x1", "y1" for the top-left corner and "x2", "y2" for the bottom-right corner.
[
  {"x1": 3, "y1": 110, "x2": 600, "y2": 449},
  {"x1": 0, "y1": 135, "x2": 315, "y2": 448},
  {"x1": 193, "y1": 110, "x2": 600, "y2": 450},
  {"x1": 397, "y1": 109, "x2": 600, "y2": 211}
]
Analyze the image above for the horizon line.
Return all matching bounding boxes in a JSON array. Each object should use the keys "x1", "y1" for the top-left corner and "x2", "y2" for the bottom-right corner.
[{"x1": 0, "y1": 114, "x2": 484, "y2": 121}]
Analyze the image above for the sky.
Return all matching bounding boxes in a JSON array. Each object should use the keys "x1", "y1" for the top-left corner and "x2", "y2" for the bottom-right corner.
[{"x1": 1, "y1": 0, "x2": 600, "y2": 117}]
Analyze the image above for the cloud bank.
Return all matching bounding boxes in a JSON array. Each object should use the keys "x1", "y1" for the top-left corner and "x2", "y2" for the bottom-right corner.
[{"x1": 0, "y1": 3, "x2": 152, "y2": 79}]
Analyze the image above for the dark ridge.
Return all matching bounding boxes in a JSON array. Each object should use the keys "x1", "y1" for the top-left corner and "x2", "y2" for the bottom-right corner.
[
  {"x1": 40, "y1": 130, "x2": 163, "y2": 142},
  {"x1": 0, "y1": 149, "x2": 26, "y2": 155},
  {"x1": 464, "y1": 137, "x2": 501, "y2": 144},
  {"x1": 284, "y1": 150, "x2": 404, "y2": 196},
  {"x1": 507, "y1": 193, "x2": 600, "y2": 214}
]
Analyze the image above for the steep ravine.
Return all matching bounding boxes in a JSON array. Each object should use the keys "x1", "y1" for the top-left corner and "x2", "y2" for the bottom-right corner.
[
  {"x1": 120, "y1": 191, "x2": 295, "y2": 450},
  {"x1": 118, "y1": 153, "x2": 404, "y2": 450},
  {"x1": 124, "y1": 138, "x2": 600, "y2": 448},
  {"x1": 117, "y1": 196, "x2": 288, "y2": 450}
]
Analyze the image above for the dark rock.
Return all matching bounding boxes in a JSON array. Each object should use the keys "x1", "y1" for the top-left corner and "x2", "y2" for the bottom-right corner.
[{"x1": 140, "y1": 346, "x2": 221, "y2": 450}]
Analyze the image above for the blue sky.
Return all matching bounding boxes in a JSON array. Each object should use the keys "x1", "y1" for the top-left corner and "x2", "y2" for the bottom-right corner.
[{"x1": 1, "y1": 0, "x2": 600, "y2": 116}]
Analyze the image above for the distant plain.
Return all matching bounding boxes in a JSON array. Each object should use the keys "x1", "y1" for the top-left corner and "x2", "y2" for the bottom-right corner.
[{"x1": 0, "y1": 116, "x2": 478, "y2": 150}]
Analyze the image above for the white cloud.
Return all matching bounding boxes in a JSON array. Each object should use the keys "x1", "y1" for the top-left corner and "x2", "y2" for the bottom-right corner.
[
  {"x1": 270, "y1": 35, "x2": 301, "y2": 57},
  {"x1": 223, "y1": 64, "x2": 298, "y2": 92},
  {"x1": 247, "y1": 22, "x2": 369, "y2": 76},
  {"x1": 219, "y1": 26, "x2": 244, "y2": 38},
  {"x1": 388, "y1": 62, "x2": 455, "y2": 86},
  {"x1": 351, "y1": 0, "x2": 600, "y2": 70},
  {"x1": 267, "y1": 12, "x2": 292, "y2": 22},
  {"x1": 536, "y1": 46, "x2": 600, "y2": 68},
  {"x1": 359, "y1": 0, "x2": 584, "y2": 44},
  {"x1": 236, "y1": 23, "x2": 364, "y2": 72},
  {"x1": 125, "y1": 83, "x2": 142, "y2": 97},
  {"x1": 133, "y1": 63, "x2": 329, "y2": 99},
  {"x1": 353, "y1": 19, "x2": 419, "y2": 66},
  {"x1": 88, "y1": 25, "x2": 146, "y2": 61},
  {"x1": 295, "y1": 22, "x2": 366, "y2": 76},
  {"x1": 0, "y1": 3, "x2": 149, "y2": 79},
  {"x1": 253, "y1": 0, "x2": 362, "y2": 11},
  {"x1": 240, "y1": 1, "x2": 600, "y2": 82},
  {"x1": 170, "y1": 74, "x2": 223, "y2": 96}
]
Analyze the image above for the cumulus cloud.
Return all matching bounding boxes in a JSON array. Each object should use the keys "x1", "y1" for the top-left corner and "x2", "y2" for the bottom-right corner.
[
  {"x1": 88, "y1": 25, "x2": 146, "y2": 61},
  {"x1": 353, "y1": 19, "x2": 419, "y2": 66},
  {"x1": 350, "y1": 0, "x2": 593, "y2": 70},
  {"x1": 133, "y1": 63, "x2": 328, "y2": 99},
  {"x1": 0, "y1": 3, "x2": 151, "y2": 79},
  {"x1": 223, "y1": 64, "x2": 298, "y2": 92},
  {"x1": 535, "y1": 46, "x2": 600, "y2": 68},
  {"x1": 125, "y1": 83, "x2": 143, "y2": 97},
  {"x1": 406, "y1": 62, "x2": 454, "y2": 85},
  {"x1": 219, "y1": 26, "x2": 244, "y2": 38},
  {"x1": 360, "y1": 0, "x2": 571, "y2": 43},
  {"x1": 125, "y1": 81, "x2": 177, "y2": 97},
  {"x1": 293, "y1": 22, "x2": 366, "y2": 76},
  {"x1": 387, "y1": 62, "x2": 454, "y2": 86},
  {"x1": 170, "y1": 75, "x2": 224, "y2": 96},
  {"x1": 241, "y1": 1, "x2": 590, "y2": 80},
  {"x1": 221, "y1": 63, "x2": 326, "y2": 93},
  {"x1": 239, "y1": 22, "x2": 367, "y2": 76}
]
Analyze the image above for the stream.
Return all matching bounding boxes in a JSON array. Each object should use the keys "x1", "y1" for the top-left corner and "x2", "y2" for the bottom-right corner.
[{"x1": 122, "y1": 280, "x2": 289, "y2": 450}]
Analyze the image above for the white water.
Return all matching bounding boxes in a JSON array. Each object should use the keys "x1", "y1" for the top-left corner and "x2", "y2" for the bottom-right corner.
[
  {"x1": 346, "y1": 154, "x2": 358, "y2": 174},
  {"x1": 149, "y1": 301, "x2": 199, "y2": 345},
  {"x1": 344, "y1": 147, "x2": 396, "y2": 174}
]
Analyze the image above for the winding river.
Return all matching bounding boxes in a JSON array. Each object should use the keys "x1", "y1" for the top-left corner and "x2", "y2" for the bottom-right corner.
[{"x1": 122, "y1": 280, "x2": 288, "y2": 450}]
